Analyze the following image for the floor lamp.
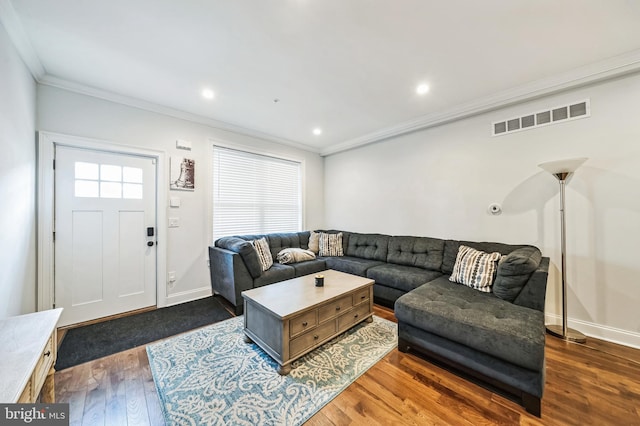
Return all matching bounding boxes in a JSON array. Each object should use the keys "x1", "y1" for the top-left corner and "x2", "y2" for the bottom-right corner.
[{"x1": 538, "y1": 158, "x2": 587, "y2": 343}]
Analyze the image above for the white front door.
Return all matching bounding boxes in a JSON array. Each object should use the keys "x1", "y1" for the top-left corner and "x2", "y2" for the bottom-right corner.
[{"x1": 54, "y1": 145, "x2": 157, "y2": 326}]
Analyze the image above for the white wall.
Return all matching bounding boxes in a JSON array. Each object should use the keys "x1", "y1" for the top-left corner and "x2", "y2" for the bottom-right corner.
[
  {"x1": 37, "y1": 85, "x2": 324, "y2": 305},
  {"x1": 325, "y1": 72, "x2": 640, "y2": 348},
  {"x1": 0, "y1": 21, "x2": 37, "y2": 318}
]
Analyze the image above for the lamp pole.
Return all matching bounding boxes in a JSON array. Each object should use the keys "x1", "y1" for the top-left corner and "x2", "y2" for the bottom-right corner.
[
  {"x1": 539, "y1": 158, "x2": 587, "y2": 344},
  {"x1": 544, "y1": 172, "x2": 586, "y2": 343}
]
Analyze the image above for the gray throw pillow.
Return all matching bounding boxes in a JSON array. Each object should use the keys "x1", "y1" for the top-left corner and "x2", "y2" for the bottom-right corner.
[
  {"x1": 493, "y1": 246, "x2": 542, "y2": 302},
  {"x1": 215, "y1": 236, "x2": 263, "y2": 278}
]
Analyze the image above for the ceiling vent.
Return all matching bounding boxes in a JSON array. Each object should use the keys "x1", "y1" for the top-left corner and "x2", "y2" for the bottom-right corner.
[{"x1": 492, "y1": 99, "x2": 590, "y2": 136}]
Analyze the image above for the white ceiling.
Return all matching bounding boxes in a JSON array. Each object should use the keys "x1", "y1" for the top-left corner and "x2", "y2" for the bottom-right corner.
[{"x1": 4, "y1": 0, "x2": 640, "y2": 154}]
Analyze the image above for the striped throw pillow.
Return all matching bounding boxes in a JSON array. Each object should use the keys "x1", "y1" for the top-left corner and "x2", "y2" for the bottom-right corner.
[
  {"x1": 250, "y1": 237, "x2": 273, "y2": 271},
  {"x1": 449, "y1": 245, "x2": 501, "y2": 292},
  {"x1": 319, "y1": 232, "x2": 344, "y2": 257}
]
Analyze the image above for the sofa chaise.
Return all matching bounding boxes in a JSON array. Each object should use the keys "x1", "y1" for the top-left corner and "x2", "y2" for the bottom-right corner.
[{"x1": 208, "y1": 230, "x2": 549, "y2": 416}]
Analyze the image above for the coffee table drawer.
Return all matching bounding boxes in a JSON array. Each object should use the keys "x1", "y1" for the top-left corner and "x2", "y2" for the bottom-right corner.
[
  {"x1": 353, "y1": 288, "x2": 370, "y2": 306},
  {"x1": 290, "y1": 310, "x2": 318, "y2": 338},
  {"x1": 337, "y1": 303, "x2": 371, "y2": 333},
  {"x1": 318, "y1": 295, "x2": 353, "y2": 323},
  {"x1": 290, "y1": 320, "x2": 336, "y2": 358}
]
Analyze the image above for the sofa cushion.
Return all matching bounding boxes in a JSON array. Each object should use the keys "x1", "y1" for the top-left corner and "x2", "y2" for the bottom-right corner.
[
  {"x1": 291, "y1": 259, "x2": 327, "y2": 277},
  {"x1": 394, "y1": 277, "x2": 545, "y2": 371},
  {"x1": 266, "y1": 232, "x2": 304, "y2": 259},
  {"x1": 449, "y1": 245, "x2": 501, "y2": 293},
  {"x1": 325, "y1": 256, "x2": 383, "y2": 277},
  {"x1": 387, "y1": 236, "x2": 444, "y2": 270},
  {"x1": 494, "y1": 246, "x2": 543, "y2": 302},
  {"x1": 215, "y1": 236, "x2": 263, "y2": 279},
  {"x1": 442, "y1": 240, "x2": 528, "y2": 274},
  {"x1": 319, "y1": 232, "x2": 344, "y2": 257},
  {"x1": 250, "y1": 237, "x2": 273, "y2": 271},
  {"x1": 367, "y1": 264, "x2": 443, "y2": 293},
  {"x1": 253, "y1": 263, "x2": 295, "y2": 288},
  {"x1": 345, "y1": 233, "x2": 390, "y2": 261}
]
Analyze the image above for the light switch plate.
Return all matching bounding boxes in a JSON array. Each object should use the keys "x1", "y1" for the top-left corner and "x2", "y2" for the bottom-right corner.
[
  {"x1": 170, "y1": 197, "x2": 181, "y2": 207},
  {"x1": 168, "y1": 217, "x2": 180, "y2": 228}
]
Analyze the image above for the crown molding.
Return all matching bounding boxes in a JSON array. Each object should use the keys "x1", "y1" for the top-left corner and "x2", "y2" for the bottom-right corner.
[
  {"x1": 38, "y1": 75, "x2": 321, "y2": 154},
  {"x1": 321, "y1": 49, "x2": 640, "y2": 156},
  {"x1": 0, "y1": 0, "x2": 45, "y2": 79}
]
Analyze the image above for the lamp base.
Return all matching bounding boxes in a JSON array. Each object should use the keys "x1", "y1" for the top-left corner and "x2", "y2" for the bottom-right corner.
[{"x1": 546, "y1": 324, "x2": 586, "y2": 343}]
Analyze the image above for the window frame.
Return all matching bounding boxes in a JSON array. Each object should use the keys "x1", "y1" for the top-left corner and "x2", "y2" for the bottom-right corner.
[{"x1": 210, "y1": 141, "x2": 306, "y2": 242}]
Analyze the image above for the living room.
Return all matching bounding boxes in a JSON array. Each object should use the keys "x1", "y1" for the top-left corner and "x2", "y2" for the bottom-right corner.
[{"x1": 1, "y1": 1, "x2": 639, "y2": 425}]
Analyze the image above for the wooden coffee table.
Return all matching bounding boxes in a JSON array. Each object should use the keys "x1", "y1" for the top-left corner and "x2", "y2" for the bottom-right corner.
[{"x1": 241, "y1": 269, "x2": 374, "y2": 375}]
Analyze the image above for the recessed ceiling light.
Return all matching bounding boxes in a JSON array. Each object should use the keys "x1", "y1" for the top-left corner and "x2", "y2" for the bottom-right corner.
[
  {"x1": 312, "y1": 128, "x2": 322, "y2": 136},
  {"x1": 416, "y1": 83, "x2": 430, "y2": 95},
  {"x1": 202, "y1": 89, "x2": 215, "y2": 99}
]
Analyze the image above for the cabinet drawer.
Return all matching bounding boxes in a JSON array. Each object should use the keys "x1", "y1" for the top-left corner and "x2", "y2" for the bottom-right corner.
[
  {"x1": 337, "y1": 304, "x2": 371, "y2": 333},
  {"x1": 290, "y1": 320, "x2": 336, "y2": 358},
  {"x1": 18, "y1": 378, "x2": 32, "y2": 403},
  {"x1": 290, "y1": 310, "x2": 317, "y2": 338},
  {"x1": 318, "y1": 295, "x2": 353, "y2": 323},
  {"x1": 353, "y1": 288, "x2": 370, "y2": 306},
  {"x1": 33, "y1": 334, "x2": 54, "y2": 393}
]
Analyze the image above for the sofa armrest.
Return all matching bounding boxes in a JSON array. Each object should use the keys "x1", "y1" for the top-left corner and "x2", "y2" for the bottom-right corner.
[
  {"x1": 513, "y1": 257, "x2": 549, "y2": 312},
  {"x1": 215, "y1": 236, "x2": 263, "y2": 278},
  {"x1": 209, "y1": 246, "x2": 255, "y2": 309}
]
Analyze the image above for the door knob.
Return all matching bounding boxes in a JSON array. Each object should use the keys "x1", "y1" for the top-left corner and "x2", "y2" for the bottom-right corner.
[{"x1": 147, "y1": 241, "x2": 154, "y2": 247}]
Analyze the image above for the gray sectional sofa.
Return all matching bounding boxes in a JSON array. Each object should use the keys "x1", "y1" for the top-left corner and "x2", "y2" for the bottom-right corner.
[{"x1": 208, "y1": 230, "x2": 549, "y2": 416}]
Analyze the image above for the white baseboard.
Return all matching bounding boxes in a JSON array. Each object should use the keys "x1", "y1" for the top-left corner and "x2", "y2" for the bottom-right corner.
[
  {"x1": 545, "y1": 313, "x2": 640, "y2": 349},
  {"x1": 165, "y1": 286, "x2": 213, "y2": 307}
]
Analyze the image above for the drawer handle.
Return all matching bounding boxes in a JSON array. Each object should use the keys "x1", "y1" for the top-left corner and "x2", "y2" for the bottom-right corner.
[
  {"x1": 335, "y1": 306, "x2": 341, "y2": 311},
  {"x1": 361, "y1": 295, "x2": 366, "y2": 299},
  {"x1": 313, "y1": 335, "x2": 319, "y2": 340},
  {"x1": 302, "y1": 321, "x2": 308, "y2": 326},
  {"x1": 44, "y1": 350, "x2": 51, "y2": 357},
  {"x1": 354, "y1": 314, "x2": 359, "y2": 319}
]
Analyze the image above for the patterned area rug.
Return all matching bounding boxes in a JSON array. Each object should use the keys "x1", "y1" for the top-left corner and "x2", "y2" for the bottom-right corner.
[{"x1": 147, "y1": 315, "x2": 397, "y2": 425}]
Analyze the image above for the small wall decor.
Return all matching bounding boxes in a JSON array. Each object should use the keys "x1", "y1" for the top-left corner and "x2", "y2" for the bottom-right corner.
[{"x1": 170, "y1": 157, "x2": 195, "y2": 191}]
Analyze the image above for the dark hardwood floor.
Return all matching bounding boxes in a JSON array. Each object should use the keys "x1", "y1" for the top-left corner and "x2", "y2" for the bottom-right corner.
[{"x1": 55, "y1": 305, "x2": 640, "y2": 425}]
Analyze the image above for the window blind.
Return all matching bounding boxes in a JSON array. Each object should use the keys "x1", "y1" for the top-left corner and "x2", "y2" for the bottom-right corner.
[{"x1": 212, "y1": 146, "x2": 302, "y2": 240}]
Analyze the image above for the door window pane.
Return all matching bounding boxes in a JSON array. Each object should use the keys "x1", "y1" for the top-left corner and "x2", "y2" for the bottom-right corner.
[
  {"x1": 74, "y1": 162, "x2": 145, "y2": 200},
  {"x1": 75, "y1": 162, "x2": 99, "y2": 180},
  {"x1": 101, "y1": 164, "x2": 122, "y2": 182}
]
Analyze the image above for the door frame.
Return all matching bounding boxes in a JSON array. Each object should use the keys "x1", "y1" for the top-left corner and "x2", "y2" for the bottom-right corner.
[{"x1": 37, "y1": 131, "x2": 168, "y2": 312}]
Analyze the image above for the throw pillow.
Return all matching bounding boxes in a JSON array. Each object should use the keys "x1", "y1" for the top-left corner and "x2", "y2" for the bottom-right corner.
[
  {"x1": 319, "y1": 232, "x2": 344, "y2": 257},
  {"x1": 215, "y1": 236, "x2": 263, "y2": 279},
  {"x1": 250, "y1": 237, "x2": 273, "y2": 271},
  {"x1": 276, "y1": 248, "x2": 316, "y2": 264},
  {"x1": 493, "y1": 246, "x2": 542, "y2": 302},
  {"x1": 308, "y1": 231, "x2": 320, "y2": 254},
  {"x1": 449, "y1": 245, "x2": 501, "y2": 292}
]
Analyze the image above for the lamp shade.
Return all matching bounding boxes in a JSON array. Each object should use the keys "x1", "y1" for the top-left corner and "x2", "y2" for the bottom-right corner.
[{"x1": 538, "y1": 158, "x2": 587, "y2": 175}]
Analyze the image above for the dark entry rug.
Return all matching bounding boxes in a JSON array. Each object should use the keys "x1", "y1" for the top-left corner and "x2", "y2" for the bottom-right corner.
[{"x1": 55, "y1": 296, "x2": 233, "y2": 370}]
